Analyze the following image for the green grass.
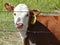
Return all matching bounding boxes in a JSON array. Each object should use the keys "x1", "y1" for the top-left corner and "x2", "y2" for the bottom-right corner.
[
  {"x1": 0, "y1": 0, "x2": 60, "y2": 45},
  {"x1": 2, "y1": 0, "x2": 60, "y2": 11}
]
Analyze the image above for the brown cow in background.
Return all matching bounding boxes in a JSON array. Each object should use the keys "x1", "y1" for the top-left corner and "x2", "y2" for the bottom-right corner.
[{"x1": 37, "y1": 15, "x2": 60, "y2": 40}]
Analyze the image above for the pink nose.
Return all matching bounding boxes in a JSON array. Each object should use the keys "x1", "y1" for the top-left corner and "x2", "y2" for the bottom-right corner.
[{"x1": 16, "y1": 23, "x2": 23, "y2": 29}]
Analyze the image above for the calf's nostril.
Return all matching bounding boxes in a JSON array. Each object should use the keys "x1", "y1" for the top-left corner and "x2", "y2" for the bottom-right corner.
[
  {"x1": 19, "y1": 23, "x2": 23, "y2": 27},
  {"x1": 21, "y1": 24, "x2": 23, "y2": 26},
  {"x1": 16, "y1": 23, "x2": 23, "y2": 26},
  {"x1": 16, "y1": 23, "x2": 19, "y2": 25}
]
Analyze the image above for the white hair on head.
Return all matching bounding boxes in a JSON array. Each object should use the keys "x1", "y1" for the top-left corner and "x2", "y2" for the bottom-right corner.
[{"x1": 14, "y1": 4, "x2": 29, "y2": 14}]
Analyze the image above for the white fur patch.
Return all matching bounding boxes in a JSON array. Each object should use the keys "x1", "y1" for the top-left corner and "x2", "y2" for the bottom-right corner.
[
  {"x1": 13, "y1": 4, "x2": 29, "y2": 43},
  {"x1": 29, "y1": 40, "x2": 36, "y2": 45}
]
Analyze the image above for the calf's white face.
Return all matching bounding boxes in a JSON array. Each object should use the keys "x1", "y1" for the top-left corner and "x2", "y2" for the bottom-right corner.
[{"x1": 13, "y1": 4, "x2": 29, "y2": 30}]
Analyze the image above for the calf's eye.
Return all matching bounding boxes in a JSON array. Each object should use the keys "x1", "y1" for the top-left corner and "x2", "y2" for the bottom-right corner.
[
  {"x1": 14, "y1": 13, "x2": 16, "y2": 16},
  {"x1": 26, "y1": 14, "x2": 28, "y2": 17}
]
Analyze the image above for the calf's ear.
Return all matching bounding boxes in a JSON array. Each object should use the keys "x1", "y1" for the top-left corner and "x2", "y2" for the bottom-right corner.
[
  {"x1": 32, "y1": 9, "x2": 40, "y2": 16},
  {"x1": 4, "y1": 2, "x2": 14, "y2": 12},
  {"x1": 29, "y1": 9, "x2": 40, "y2": 24}
]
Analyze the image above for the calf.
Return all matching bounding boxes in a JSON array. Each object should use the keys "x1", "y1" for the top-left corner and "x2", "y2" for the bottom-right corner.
[{"x1": 4, "y1": 2, "x2": 60, "y2": 45}]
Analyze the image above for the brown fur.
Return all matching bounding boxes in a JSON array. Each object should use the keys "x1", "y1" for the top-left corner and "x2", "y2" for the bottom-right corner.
[
  {"x1": 4, "y1": 2, "x2": 14, "y2": 12},
  {"x1": 37, "y1": 15, "x2": 60, "y2": 40},
  {"x1": 26, "y1": 10, "x2": 60, "y2": 45}
]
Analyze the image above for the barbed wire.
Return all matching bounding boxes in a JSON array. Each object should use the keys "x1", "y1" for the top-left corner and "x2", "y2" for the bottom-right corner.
[{"x1": 0, "y1": 11, "x2": 60, "y2": 14}]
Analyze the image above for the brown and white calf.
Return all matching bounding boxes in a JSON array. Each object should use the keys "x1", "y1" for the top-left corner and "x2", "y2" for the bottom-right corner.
[{"x1": 4, "y1": 2, "x2": 60, "y2": 45}]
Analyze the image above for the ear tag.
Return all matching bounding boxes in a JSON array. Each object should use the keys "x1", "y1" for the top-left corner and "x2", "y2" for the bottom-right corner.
[{"x1": 31, "y1": 14, "x2": 36, "y2": 24}]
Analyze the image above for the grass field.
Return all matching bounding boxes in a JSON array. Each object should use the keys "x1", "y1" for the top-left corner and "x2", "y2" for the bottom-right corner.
[{"x1": 0, "y1": 0, "x2": 60, "y2": 45}]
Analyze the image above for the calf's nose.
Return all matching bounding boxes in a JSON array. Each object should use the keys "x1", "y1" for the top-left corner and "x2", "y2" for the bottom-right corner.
[{"x1": 16, "y1": 23, "x2": 23, "y2": 29}]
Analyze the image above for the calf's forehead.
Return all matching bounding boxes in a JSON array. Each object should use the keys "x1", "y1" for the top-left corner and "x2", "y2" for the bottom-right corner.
[{"x1": 13, "y1": 4, "x2": 29, "y2": 17}]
